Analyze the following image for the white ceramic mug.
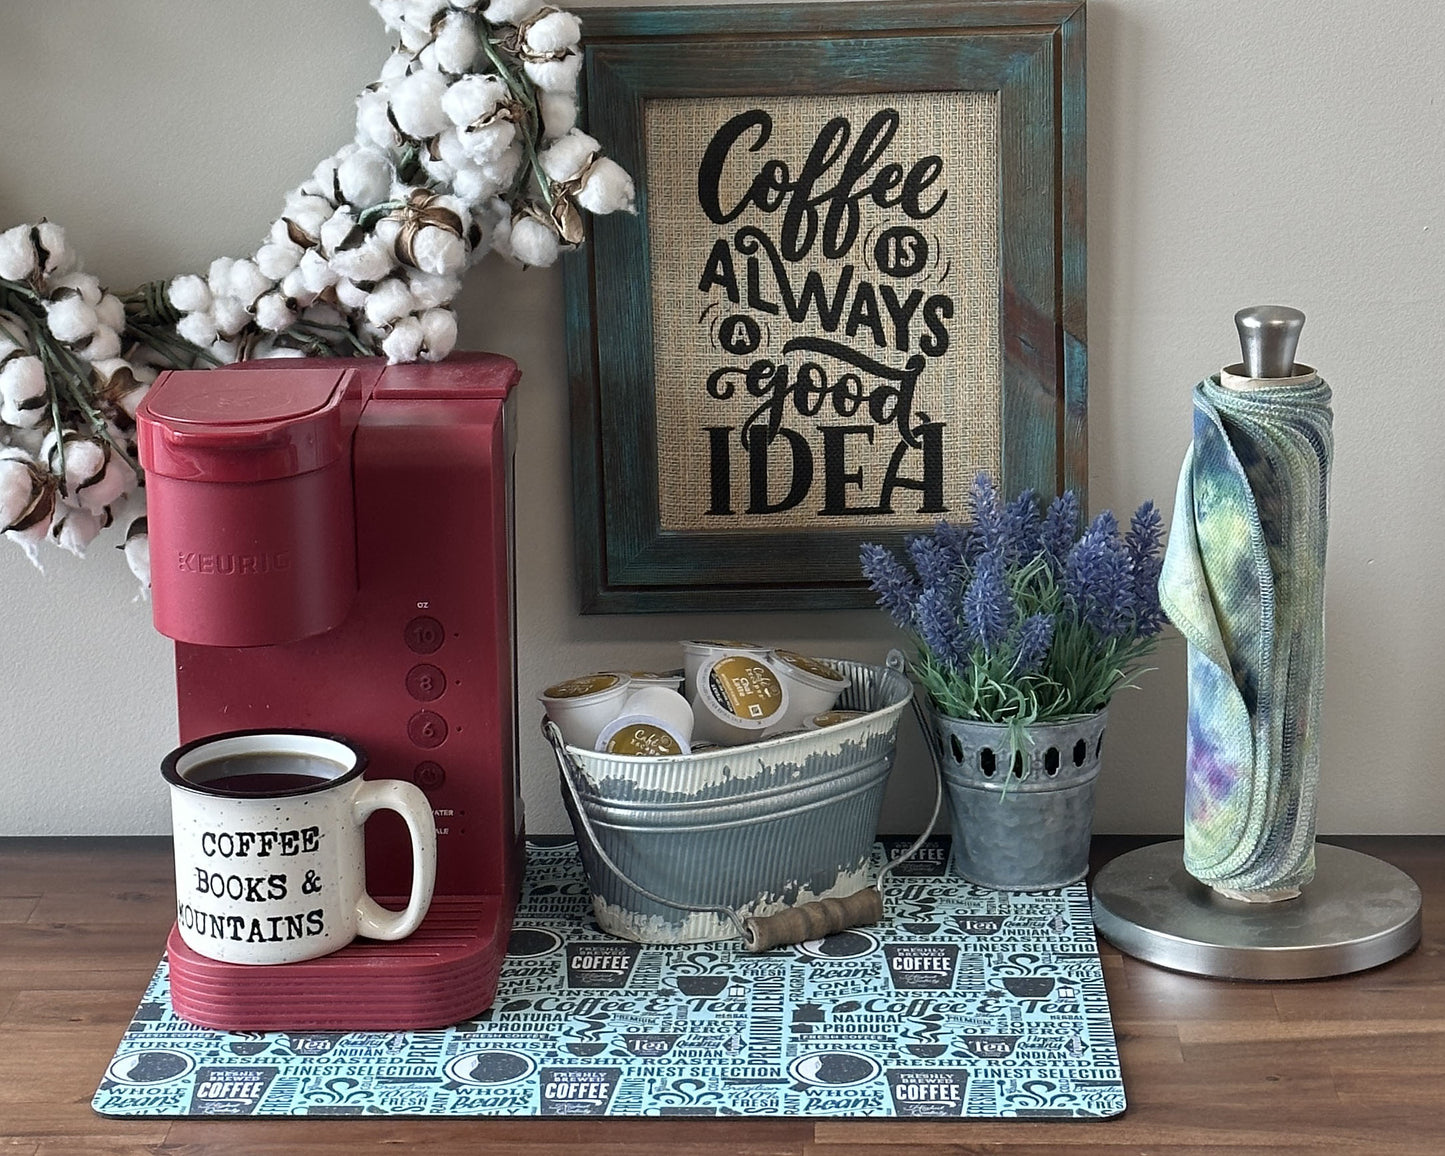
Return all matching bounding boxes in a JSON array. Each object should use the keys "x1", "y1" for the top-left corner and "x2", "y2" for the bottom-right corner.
[{"x1": 163, "y1": 729, "x2": 437, "y2": 966}]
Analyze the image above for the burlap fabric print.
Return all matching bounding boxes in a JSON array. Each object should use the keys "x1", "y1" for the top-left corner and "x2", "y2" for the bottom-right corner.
[{"x1": 645, "y1": 91, "x2": 1001, "y2": 532}]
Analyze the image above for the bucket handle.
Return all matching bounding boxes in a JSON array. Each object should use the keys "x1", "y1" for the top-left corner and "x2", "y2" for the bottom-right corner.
[{"x1": 543, "y1": 649, "x2": 943, "y2": 952}]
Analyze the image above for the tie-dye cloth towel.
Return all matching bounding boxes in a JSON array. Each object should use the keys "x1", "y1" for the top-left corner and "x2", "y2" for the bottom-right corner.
[{"x1": 1158, "y1": 373, "x2": 1333, "y2": 895}]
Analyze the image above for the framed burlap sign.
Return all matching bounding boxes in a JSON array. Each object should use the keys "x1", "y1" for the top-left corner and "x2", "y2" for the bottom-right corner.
[{"x1": 563, "y1": 1, "x2": 1086, "y2": 612}]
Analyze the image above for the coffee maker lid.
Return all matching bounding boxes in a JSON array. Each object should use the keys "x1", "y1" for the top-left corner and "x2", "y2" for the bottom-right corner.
[{"x1": 138, "y1": 365, "x2": 367, "y2": 482}]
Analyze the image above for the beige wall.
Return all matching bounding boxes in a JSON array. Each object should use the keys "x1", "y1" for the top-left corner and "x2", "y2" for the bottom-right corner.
[{"x1": 2, "y1": 0, "x2": 1442, "y2": 836}]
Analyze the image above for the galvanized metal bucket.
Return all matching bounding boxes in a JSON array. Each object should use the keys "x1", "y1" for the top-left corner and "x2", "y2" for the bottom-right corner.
[
  {"x1": 546, "y1": 654, "x2": 915, "y2": 944},
  {"x1": 926, "y1": 709, "x2": 1107, "y2": 890}
]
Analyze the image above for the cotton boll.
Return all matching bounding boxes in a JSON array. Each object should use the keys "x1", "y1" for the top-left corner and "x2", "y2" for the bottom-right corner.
[
  {"x1": 436, "y1": 127, "x2": 472, "y2": 171},
  {"x1": 0, "y1": 450, "x2": 40, "y2": 531},
  {"x1": 524, "y1": 10, "x2": 582, "y2": 56},
  {"x1": 94, "y1": 292, "x2": 125, "y2": 333},
  {"x1": 481, "y1": 143, "x2": 523, "y2": 189},
  {"x1": 406, "y1": 270, "x2": 462, "y2": 311},
  {"x1": 451, "y1": 163, "x2": 502, "y2": 208},
  {"x1": 408, "y1": 225, "x2": 467, "y2": 277},
  {"x1": 256, "y1": 239, "x2": 303, "y2": 280},
  {"x1": 364, "y1": 278, "x2": 418, "y2": 327},
  {"x1": 228, "y1": 259, "x2": 274, "y2": 306},
  {"x1": 0, "y1": 355, "x2": 48, "y2": 428},
  {"x1": 281, "y1": 195, "x2": 333, "y2": 242},
  {"x1": 301, "y1": 301, "x2": 346, "y2": 328},
  {"x1": 167, "y1": 273, "x2": 213, "y2": 315},
  {"x1": 483, "y1": 0, "x2": 544, "y2": 26},
  {"x1": 320, "y1": 207, "x2": 362, "y2": 257},
  {"x1": 176, "y1": 310, "x2": 219, "y2": 348},
  {"x1": 334, "y1": 278, "x2": 371, "y2": 311},
  {"x1": 52, "y1": 505, "x2": 105, "y2": 556},
  {"x1": 50, "y1": 272, "x2": 102, "y2": 305},
  {"x1": 540, "y1": 90, "x2": 577, "y2": 139},
  {"x1": 418, "y1": 151, "x2": 458, "y2": 186},
  {"x1": 460, "y1": 119, "x2": 517, "y2": 165},
  {"x1": 82, "y1": 451, "x2": 137, "y2": 514},
  {"x1": 44, "y1": 295, "x2": 99, "y2": 344},
  {"x1": 441, "y1": 73, "x2": 507, "y2": 127},
  {"x1": 255, "y1": 344, "x2": 306, "y2": 359},
  {"x1": 381, "y1": 315, "x2": 425, "y2": 364},
  {"x1": 122, "y1": 518, "x2": 150, "y2": 590},
  {"x1": 78, "y1": 326, "x2": 122, "y2": 363},
  {"x1": 211, "y1": 296, "x2": 252, "y2": 338},
  {"x1": 539, "y1": 128, "x2": 600, "y2": 184},
  {"x1": 390, "y1": 70, "x2": 454, "y2": 140},
  {"x1": 356, "y1": 86, "x2": 402, "y2": 152},
  {"x1": 524, "y1": 52, "x2": 582, "y2": 95},
  {"x1": 0, "y1": 225, "x2": 36, "y2": 281},
  {"x1": 255, "y1": 292, "x2": 299, "y2": 333},
  {"x1": 433, "y1": 11, "x2": 479, "y2": 73},
  {"x1": 508, "y1": 214, "x2": 560, "y2": 267},
  {"x1": 279, "y1": 269, "x2": 317, "y2": 309},
  {"x1": 488, "y1": 211, "x2": 514, "y2": 262},
  {"x1": 338, "y1": 147, "x2": 396, "y2": 209},
  {"x1": 207, "y1": 257, "x2": 237, "y2": 297},
  {"x1": 418, "y1": 307, "x2": 457, "y2": 361},
  {"x1": 298, "y1": 248, "x2": 340, "y2": 295},
  {"x1": 33, "y1": 221, "x2": 74, "y2": 277},
  {"x1": 329, "y1": 235, "x2": 397, "y2": 284}
]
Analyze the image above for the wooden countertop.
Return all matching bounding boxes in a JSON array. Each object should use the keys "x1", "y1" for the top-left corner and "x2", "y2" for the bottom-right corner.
[{"x1": 2, "y1": 835, "x2": 1441, "y2": 1155}]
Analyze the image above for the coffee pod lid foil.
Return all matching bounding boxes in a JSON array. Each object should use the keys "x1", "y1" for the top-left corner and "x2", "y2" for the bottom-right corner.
[
  {"x1": 804, "y1": 710, "x2": 866, "y2": 730},
  {"x1": 771, "y1": 649, "x2": 851, "y2": 690},
  {"x1": 540, "y1": 672, "x2": 628, "y2": 702},
  {"x1": 596, "y1": 716, "x2": 691, "y2": 757}
]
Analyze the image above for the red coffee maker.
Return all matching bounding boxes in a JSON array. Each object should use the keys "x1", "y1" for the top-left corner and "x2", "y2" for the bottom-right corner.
[{"x1": 137, "y1": 353, "x2": 524, "y2": 1031}]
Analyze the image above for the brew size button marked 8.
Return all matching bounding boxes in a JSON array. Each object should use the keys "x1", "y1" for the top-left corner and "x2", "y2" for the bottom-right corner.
[
  {"x1": 404, "y1": 616, "x2": 445, "y2": 655},
  {"x1": 407, "y1": 711, "x2": 449, "y2": 749},
  {"x1": 413, "y1": 762, "x2": 446, "y2": 791},
  {"x1": 406, "y1": 664, "x2": 447, "y2": 702}
]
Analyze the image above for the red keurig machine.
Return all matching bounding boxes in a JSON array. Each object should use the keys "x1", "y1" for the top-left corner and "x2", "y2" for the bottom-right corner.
[{"x1": 137, "y1": 353, "x2": 524, "y2": 1030}]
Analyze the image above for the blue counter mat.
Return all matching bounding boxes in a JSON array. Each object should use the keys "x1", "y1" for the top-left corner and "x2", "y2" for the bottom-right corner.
[{"x1": 94, "y1": 837, "x2": 1124, "y2": 1119}]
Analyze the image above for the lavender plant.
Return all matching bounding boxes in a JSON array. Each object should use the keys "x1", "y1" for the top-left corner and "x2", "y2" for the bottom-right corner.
[{"x1": 861, "y1": 474, "x2": 1166, "y2": 729}]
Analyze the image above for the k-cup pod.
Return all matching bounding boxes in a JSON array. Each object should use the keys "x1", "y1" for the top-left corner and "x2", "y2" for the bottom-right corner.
[
  {"x1": 539, "y1": 673, "x2": 632, "y2": 749},
  {"x1": 619, "y1": 685, "x2": 694, "y2": 743},
  {"x1": 596, "y1": 717, "x2": 691, "y2": 757},
  {"x1": 769, "y1": 650, "x2": 851, "y2": 731},
  {"x1": 692, "y1": 653, "x2": 790, "y2": 745},
  {"x1": 608, "y1": 669, "x2": 685, "y2": 693},
  {"x1": 805, "y1": 710, "x2": 867, "y2": 730},
  {"x1": 681, "y1": 639, "x2": 769, "y2": 702}
]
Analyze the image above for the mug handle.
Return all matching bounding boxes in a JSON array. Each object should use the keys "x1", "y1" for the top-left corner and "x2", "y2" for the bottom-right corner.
[{"x1": 351, "y1": 780, "x2": 438, "y2": 941}]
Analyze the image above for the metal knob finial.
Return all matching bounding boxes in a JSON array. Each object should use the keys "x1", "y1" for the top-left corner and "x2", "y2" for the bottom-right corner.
[{"x1": 1235, "y1": 306, "x2": 1305, "y2": 378}]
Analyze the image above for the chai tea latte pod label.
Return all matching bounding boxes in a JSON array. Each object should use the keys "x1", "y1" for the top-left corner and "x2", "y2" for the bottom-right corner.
[
  {"x1": 706, "y1": 656, "x2": 785, "y2": 721},
  {"x1": 773, "y1": 650, "x2": 847, "y2": 683},
  {"x1": 600, "y1": 721, "x2": 686, "y2": 757},
  {"x1": 543, "y1": 673, "x2": 624, "y2": 699}
]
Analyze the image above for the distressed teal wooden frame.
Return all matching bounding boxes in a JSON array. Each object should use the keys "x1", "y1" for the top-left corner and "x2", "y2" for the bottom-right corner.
[{"x1": 563, "y1": 1, "x2": 1086, "y2": 613}]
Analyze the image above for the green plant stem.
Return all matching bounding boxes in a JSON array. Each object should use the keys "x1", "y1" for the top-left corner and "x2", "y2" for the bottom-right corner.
[{"x1": 478, "y1": 21, "x2": 555, "y2": 210}]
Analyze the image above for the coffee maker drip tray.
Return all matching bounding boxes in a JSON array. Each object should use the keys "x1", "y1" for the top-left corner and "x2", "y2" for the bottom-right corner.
[{"x1": 165, "y1": 894, "x2": 511, "y2": 1032}]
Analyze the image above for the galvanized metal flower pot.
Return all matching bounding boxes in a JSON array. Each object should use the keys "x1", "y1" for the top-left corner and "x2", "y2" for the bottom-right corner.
[{"x1": 926, "y1": 709, "x2": 1107, "y2": 890}]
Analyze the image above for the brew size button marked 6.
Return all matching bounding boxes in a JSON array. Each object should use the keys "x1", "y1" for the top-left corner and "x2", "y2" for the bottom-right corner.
[{"x1": 407, "y1": 711, "x2": 448, "y2": 749}]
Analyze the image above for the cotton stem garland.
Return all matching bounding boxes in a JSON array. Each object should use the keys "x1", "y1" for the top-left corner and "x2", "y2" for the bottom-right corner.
[{"x1": 0, "y1": 0, "x2": 634, "y2": 589}]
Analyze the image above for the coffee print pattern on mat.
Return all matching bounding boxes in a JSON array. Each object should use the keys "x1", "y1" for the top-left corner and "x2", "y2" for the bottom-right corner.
[{"x1": 95, "y1": 839, "x2": 1125, "y2": 1119}]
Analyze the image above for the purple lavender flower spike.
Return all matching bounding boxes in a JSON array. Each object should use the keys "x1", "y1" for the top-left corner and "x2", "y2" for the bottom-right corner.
[
  {"x1": 1126, "y1": 500, "x2": 1167, "y2": 636},
  {"x1": 1015, "y1": 612, "x2": 1054, "y2": 674},
  {"x1": 860, "y1": 542, "x2": 919, "y2": 630},
  {"x1": 1002, "y1": 488, "x2": 1042, "y2": 564},
  {"x1": 963, "y1": 550, "x2": 1014, "y2": 654},
  {"x1": 932, "y1": 519, "x2": 973, "y2": 568},
  {"x1": 908, "y1": 533, "x2": 956, "y2": 591},
  {"x1": 969, "y1": 473, "x2": 1006, "y2": 559},
  {"x1": 1042, "y1": 491, "x2": 1080, "y2": 572},
  {"x1": 916, "y1": 584, "x2": 970, "y2": 671},
  {"x1": 1065, "y1": 528, "x2": 1134, "y2": 637}
]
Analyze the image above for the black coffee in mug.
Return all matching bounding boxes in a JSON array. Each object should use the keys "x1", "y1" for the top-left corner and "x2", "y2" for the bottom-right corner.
[{"x1": 183, "y1": 750, "x2": 346, "y2": 797}]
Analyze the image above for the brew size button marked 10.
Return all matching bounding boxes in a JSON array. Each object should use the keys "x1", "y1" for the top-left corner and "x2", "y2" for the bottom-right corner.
[
  {"x1": 407, "y1": 711, "x2": 449, "y2": 749},
  {"x1": 404, "y1": 616, "x2": 445, "y2": 654},
  {"x1": 406, "y1": 664, "x2": 447, "y2": 701}
]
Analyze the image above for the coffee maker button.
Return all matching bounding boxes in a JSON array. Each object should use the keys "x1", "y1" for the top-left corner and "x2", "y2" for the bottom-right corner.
[
  {"x1": 406, "y1": 663, "x2": 447, "y2": 702},
  {"x1": 413, "y1": 761, "x2": 446, "y2": 791},
  {"x1": 407, "y1": 710, "x2": 449, "y2": 749},
  {"x1": 404, "y1": 616, "x2": 445, "y2": 654}
]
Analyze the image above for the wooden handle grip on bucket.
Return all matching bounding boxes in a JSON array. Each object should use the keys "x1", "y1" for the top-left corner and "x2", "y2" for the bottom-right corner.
[{"x1": 743, "y1": 888, "x2": 884, "y2": 952}]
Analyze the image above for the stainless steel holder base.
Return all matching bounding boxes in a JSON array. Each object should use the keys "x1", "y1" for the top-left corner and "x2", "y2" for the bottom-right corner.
[{"x1": 1091, "y1": 840, "x2": 1422, "y2": 980}]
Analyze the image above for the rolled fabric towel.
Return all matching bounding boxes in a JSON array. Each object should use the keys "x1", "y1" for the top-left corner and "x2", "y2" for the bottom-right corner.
[{"x1": 1159, "y1": 368, "x2": 1332, "y2": 899}]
